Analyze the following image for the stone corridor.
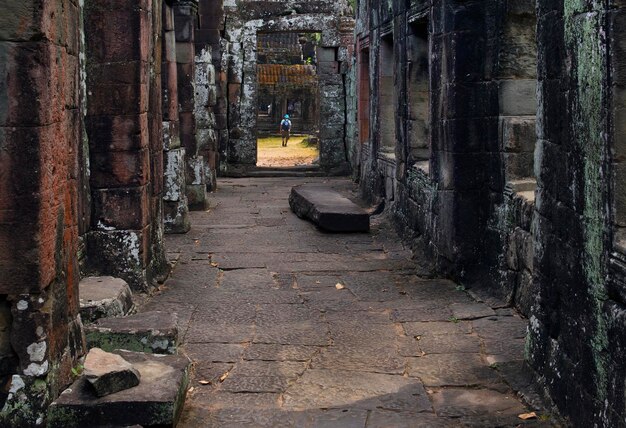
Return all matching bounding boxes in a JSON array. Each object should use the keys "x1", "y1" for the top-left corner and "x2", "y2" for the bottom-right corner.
[{"x1": 140, "y1": 177, "x2": 550, "y2": 427}]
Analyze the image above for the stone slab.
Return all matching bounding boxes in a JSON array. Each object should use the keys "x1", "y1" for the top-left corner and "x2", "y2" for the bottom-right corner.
[
  {"x1": 84, "y1": 348, "x2": 141, "y2": 397},
  {"x1": 79, "y1": 276, "x2": 134, "y2": 323},
  {"x1": 48, "y1": 350, "x2": 190, "y2": 428},
  {"x1": 289, "y1": 184, "x2": 370, "y2": 232},
  {"x1": 86, "y1": 311, "x2": 179, "y2": 354}
]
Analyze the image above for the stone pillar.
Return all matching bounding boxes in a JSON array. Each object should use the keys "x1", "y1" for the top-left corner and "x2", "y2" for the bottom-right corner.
[
  {"x1": 147, "y1": 0, "x2": 171, "y2": 283},
  {"x1": 0, "y1": 1, "x2": 86, "y2": 424},
  {"x1": 198, "y1": 0, "x2": 228, "y2": 174},
  {"x1": 175, "y1": 0, "x2": 208, "y2": 210},
  {"x1": 84, "y1": 0, "x2": 166, "y2": 291},
  {"x1": 163, "y1": 1, "x2": 191, "y2": 233}
]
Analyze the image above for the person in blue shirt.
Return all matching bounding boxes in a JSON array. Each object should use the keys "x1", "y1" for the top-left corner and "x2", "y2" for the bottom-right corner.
[{"x1": 280, "y1": 114, "x2": 292, "y2": 147}]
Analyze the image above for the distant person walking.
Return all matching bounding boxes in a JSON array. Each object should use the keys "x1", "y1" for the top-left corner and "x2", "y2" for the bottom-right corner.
[{"x1": 280, "y1": 114, "x2": 292, "y2": 147}]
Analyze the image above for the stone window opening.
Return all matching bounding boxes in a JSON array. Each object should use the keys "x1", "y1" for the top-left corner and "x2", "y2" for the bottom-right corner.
[
  {"x1": 378, "y1": 33, "x2": 396, "y2": 159},
  {"x1": 406, "y1": 18, "x2": 430, "y2": 174},
  {"x1": 498, "y1": 5, "x2": 538, "y2": 201}
]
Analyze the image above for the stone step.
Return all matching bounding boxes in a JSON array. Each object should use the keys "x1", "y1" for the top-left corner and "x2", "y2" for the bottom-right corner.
[
  {"x1": 289, "y1": 184, "x2": 370, "y2": 232},
  {"x1": 86, "y1": 311, "x2": 179, "y2": 355},
  {"x1": 79, "y1": 276, "x2": 135, "y2": 324},
  {"x1": 48, "y1": 350, "x2": 191, "y2": 428},
  {"x1": 225, "y1": 165, "x2": 328, "y2": 177}
]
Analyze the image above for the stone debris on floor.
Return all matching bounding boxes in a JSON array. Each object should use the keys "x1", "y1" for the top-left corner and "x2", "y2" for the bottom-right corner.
[
  {"x1": 289, "y1": 183, "x2": 370, "y2": 232},
  {"x1": 83, "y1": 348, "x2": 141, "y2": 398},
  {"x1": 136, "y1": 177, "x2": 556, "y2": 427}
]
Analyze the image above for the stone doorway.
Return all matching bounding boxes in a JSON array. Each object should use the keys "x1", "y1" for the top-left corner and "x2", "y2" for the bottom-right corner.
[
  {"x1": 221, "y1": 11, "x2": 354, "y2": 176},
  {"x1": 255, "y1": 32, "x2": 321, "y2": 168}
]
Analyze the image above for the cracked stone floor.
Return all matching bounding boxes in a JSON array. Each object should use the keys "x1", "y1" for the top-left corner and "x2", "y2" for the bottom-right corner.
[{"x1": 140, "y1": 177, "x2": 554, "y2": 427}]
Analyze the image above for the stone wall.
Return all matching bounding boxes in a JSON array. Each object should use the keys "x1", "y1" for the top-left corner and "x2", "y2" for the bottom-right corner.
[
  {"x1": 0, "y1": 1, "x2": 87, "y2": 423},
  {"x1": 527, "y1": 2, "x2": 626, "y2": 426},
  {"x1": 352, "y1": 0, "x2": 626, "y2": 424},
  {"x1": 356, "y1": 0, "x2": 501, "y2": 279},
  {"x1": 83, "y1": 0, "x2": 170, "y2": 291},
  {"x1": 163, "y1": 1, "x2": 191, "y2": 234},
  {"x1": 0, "y1": 0, "x2": 210, "y2": 423}
]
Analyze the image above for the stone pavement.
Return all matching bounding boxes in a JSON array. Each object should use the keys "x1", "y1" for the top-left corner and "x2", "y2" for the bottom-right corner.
[{"x1": 140, "y1": 177, "x2": 555, "y2": 427}]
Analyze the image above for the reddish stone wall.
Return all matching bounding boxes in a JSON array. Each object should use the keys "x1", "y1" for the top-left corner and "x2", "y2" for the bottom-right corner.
[
  {"x1": 0, "y1": 0, "x2": 86, "y2": 423},
  {"x1": 84, "y1": 0, "x2": 169, "y2": 290}
]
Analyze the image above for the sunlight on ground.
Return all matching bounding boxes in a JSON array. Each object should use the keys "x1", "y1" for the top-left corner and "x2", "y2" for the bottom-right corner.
[{"x1": 256, "y1": 135, "x2": 319, "y2": 167}]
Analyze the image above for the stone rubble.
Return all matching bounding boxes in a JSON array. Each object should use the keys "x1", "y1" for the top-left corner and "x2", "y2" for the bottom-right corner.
[{"x1": 83, "y1": 348, "x2": 141, "y2": 398}]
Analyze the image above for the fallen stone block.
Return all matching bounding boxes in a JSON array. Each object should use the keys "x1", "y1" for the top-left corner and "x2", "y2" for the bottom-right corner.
[
  {"x1": 48, "y1": 350, "x2": 191, "y2": 428},
  {"x1": 86, "y1": 311, "x2": 179, "y2": 354},
  {"x1": 79, "y1": 276, "x2": 135, "y2": 323},
  {"x1": 84, "y1": 348, "x2": 141, "y2": 397},
  {"x1": 289, "y1": 184, "x2": 370, "y2": 232}
]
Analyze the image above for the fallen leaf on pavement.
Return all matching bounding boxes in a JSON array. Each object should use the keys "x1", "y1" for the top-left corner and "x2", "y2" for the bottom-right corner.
[
  {"x1": 518, "y1": 412, "x2": 537, "y2": 420},
  {"x1": 219, "y1": 372, "x2": 229, "y2": 382},
  {"x1": 335, "y1": 283, "x2": 345, "y2": 290},
  {"x1": 210, "y1": 262, "x2": 219, "y2": 267},
  {"x1": 198, "y1": 380, "x2": 211, "y2": 385}
]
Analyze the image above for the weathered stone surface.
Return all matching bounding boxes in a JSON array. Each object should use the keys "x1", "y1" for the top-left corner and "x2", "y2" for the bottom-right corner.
[
  {"x1": 48, "y1": 350, "x2": 190, "y2": 428},
  {"x1": 86, "y1": 311, "x2": 179, "y2": 354},
  {"x1": 79, "y1": 276, "x2": 135, "y2": 323},
  {"x1": 289, "y1": 184, "x2": 370, "y2": 232},
  {"x1": 141, "y1": 177, "x2": 548, "y2": 426},
  {"x1": 430, "y1": 388, "x2": 527, "y2": 418},
  {"x1": 83, "y1": 348, "x2": 141, "y2": 397},
  {"x1": 407, "y1": 354, "x2": 502, "y2": 388}
]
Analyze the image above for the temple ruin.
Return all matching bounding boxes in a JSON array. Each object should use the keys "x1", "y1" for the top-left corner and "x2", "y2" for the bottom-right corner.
[{"x1": 1, "y1": 0, "x2": 626, "y2": 426}]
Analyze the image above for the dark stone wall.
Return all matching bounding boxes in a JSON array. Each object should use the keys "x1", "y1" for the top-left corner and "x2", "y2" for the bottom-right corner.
[
  {"x1": 527, "y1": 2, "x2": 626, "y2": 426},
  {"x1": 357, "y1": 0, "x2": 502, "y2": 280},
  {"x1": 353, "y1": 0, "x2": 626, "y2": 424}
]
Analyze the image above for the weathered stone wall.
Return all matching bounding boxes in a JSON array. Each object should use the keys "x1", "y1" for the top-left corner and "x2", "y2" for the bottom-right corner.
[
  {"x1": 357, "y1": 0, "x2": 502, "y2": 279},
  {"x1": 163, "y1": 1, "x2": 191, "y2": 234},
  {"x1": 353, "y1": 0, "x2": 626, "y2": 424},
  {"x1": 0, "y1": 1, "x2": 86, "y2": 423},
  {"x1": 221, "y1": 0, "x2": 354, "y2": 173},
  {"x1": 0, "y1": 0, "x2": 210, "y2": 424},
  {"x1": 175, "y1": 1, "x2": 210, "y2": 209},
  {"x1": 527, "y1": 2, "x2": 626, "y2": 425},
  {"x1": 83, "y1": 0, "x2": 169, "y2": 291}
]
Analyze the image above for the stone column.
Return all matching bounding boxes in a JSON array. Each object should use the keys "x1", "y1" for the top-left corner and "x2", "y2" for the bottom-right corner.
[
  {"x1": 84, "y1": 0, "x2": 165, "y2": 291},
  {"x1": 198, "y1": 0, "x2": 228, "y2": 174},
  {"x1": 147, "y1": 0, "x2": 171, "y2": 283},
  {"x1": 175, "y1": 0, "x2": 208, "y2": 210},
  {"x1": 162, "y1": 1, "x2": 191, "y2": 233},
  {"x1": 0, "y1": 0, "x2": 86, "y2": 424},
  {"x1": 196, "y1": 0, "x2": 222, "y2": 190}
]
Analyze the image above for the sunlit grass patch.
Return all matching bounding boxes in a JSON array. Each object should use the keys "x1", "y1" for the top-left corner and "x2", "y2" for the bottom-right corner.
[{"x1": 256, "y1": 135, "x2": 319, "y2": 167}]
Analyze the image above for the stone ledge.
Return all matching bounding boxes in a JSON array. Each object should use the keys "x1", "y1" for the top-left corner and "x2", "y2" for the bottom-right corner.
[
  {"x1": 289, "y1": 184, "x2": 369, "y2": 232},
  {"x1": 79, "y1": 277, "x2": 135, "y2": 324},
  {"x1": 86, "y1": 311, "x2": 180, "y2": 355},
  {"x1": 48, "y1": 351, "x2": 191, "y2": 428}
]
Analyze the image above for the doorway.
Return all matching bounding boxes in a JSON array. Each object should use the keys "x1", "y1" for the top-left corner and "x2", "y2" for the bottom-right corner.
[{"x1": 255, "y1": 32, "x2": 321, "y2": 167}]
